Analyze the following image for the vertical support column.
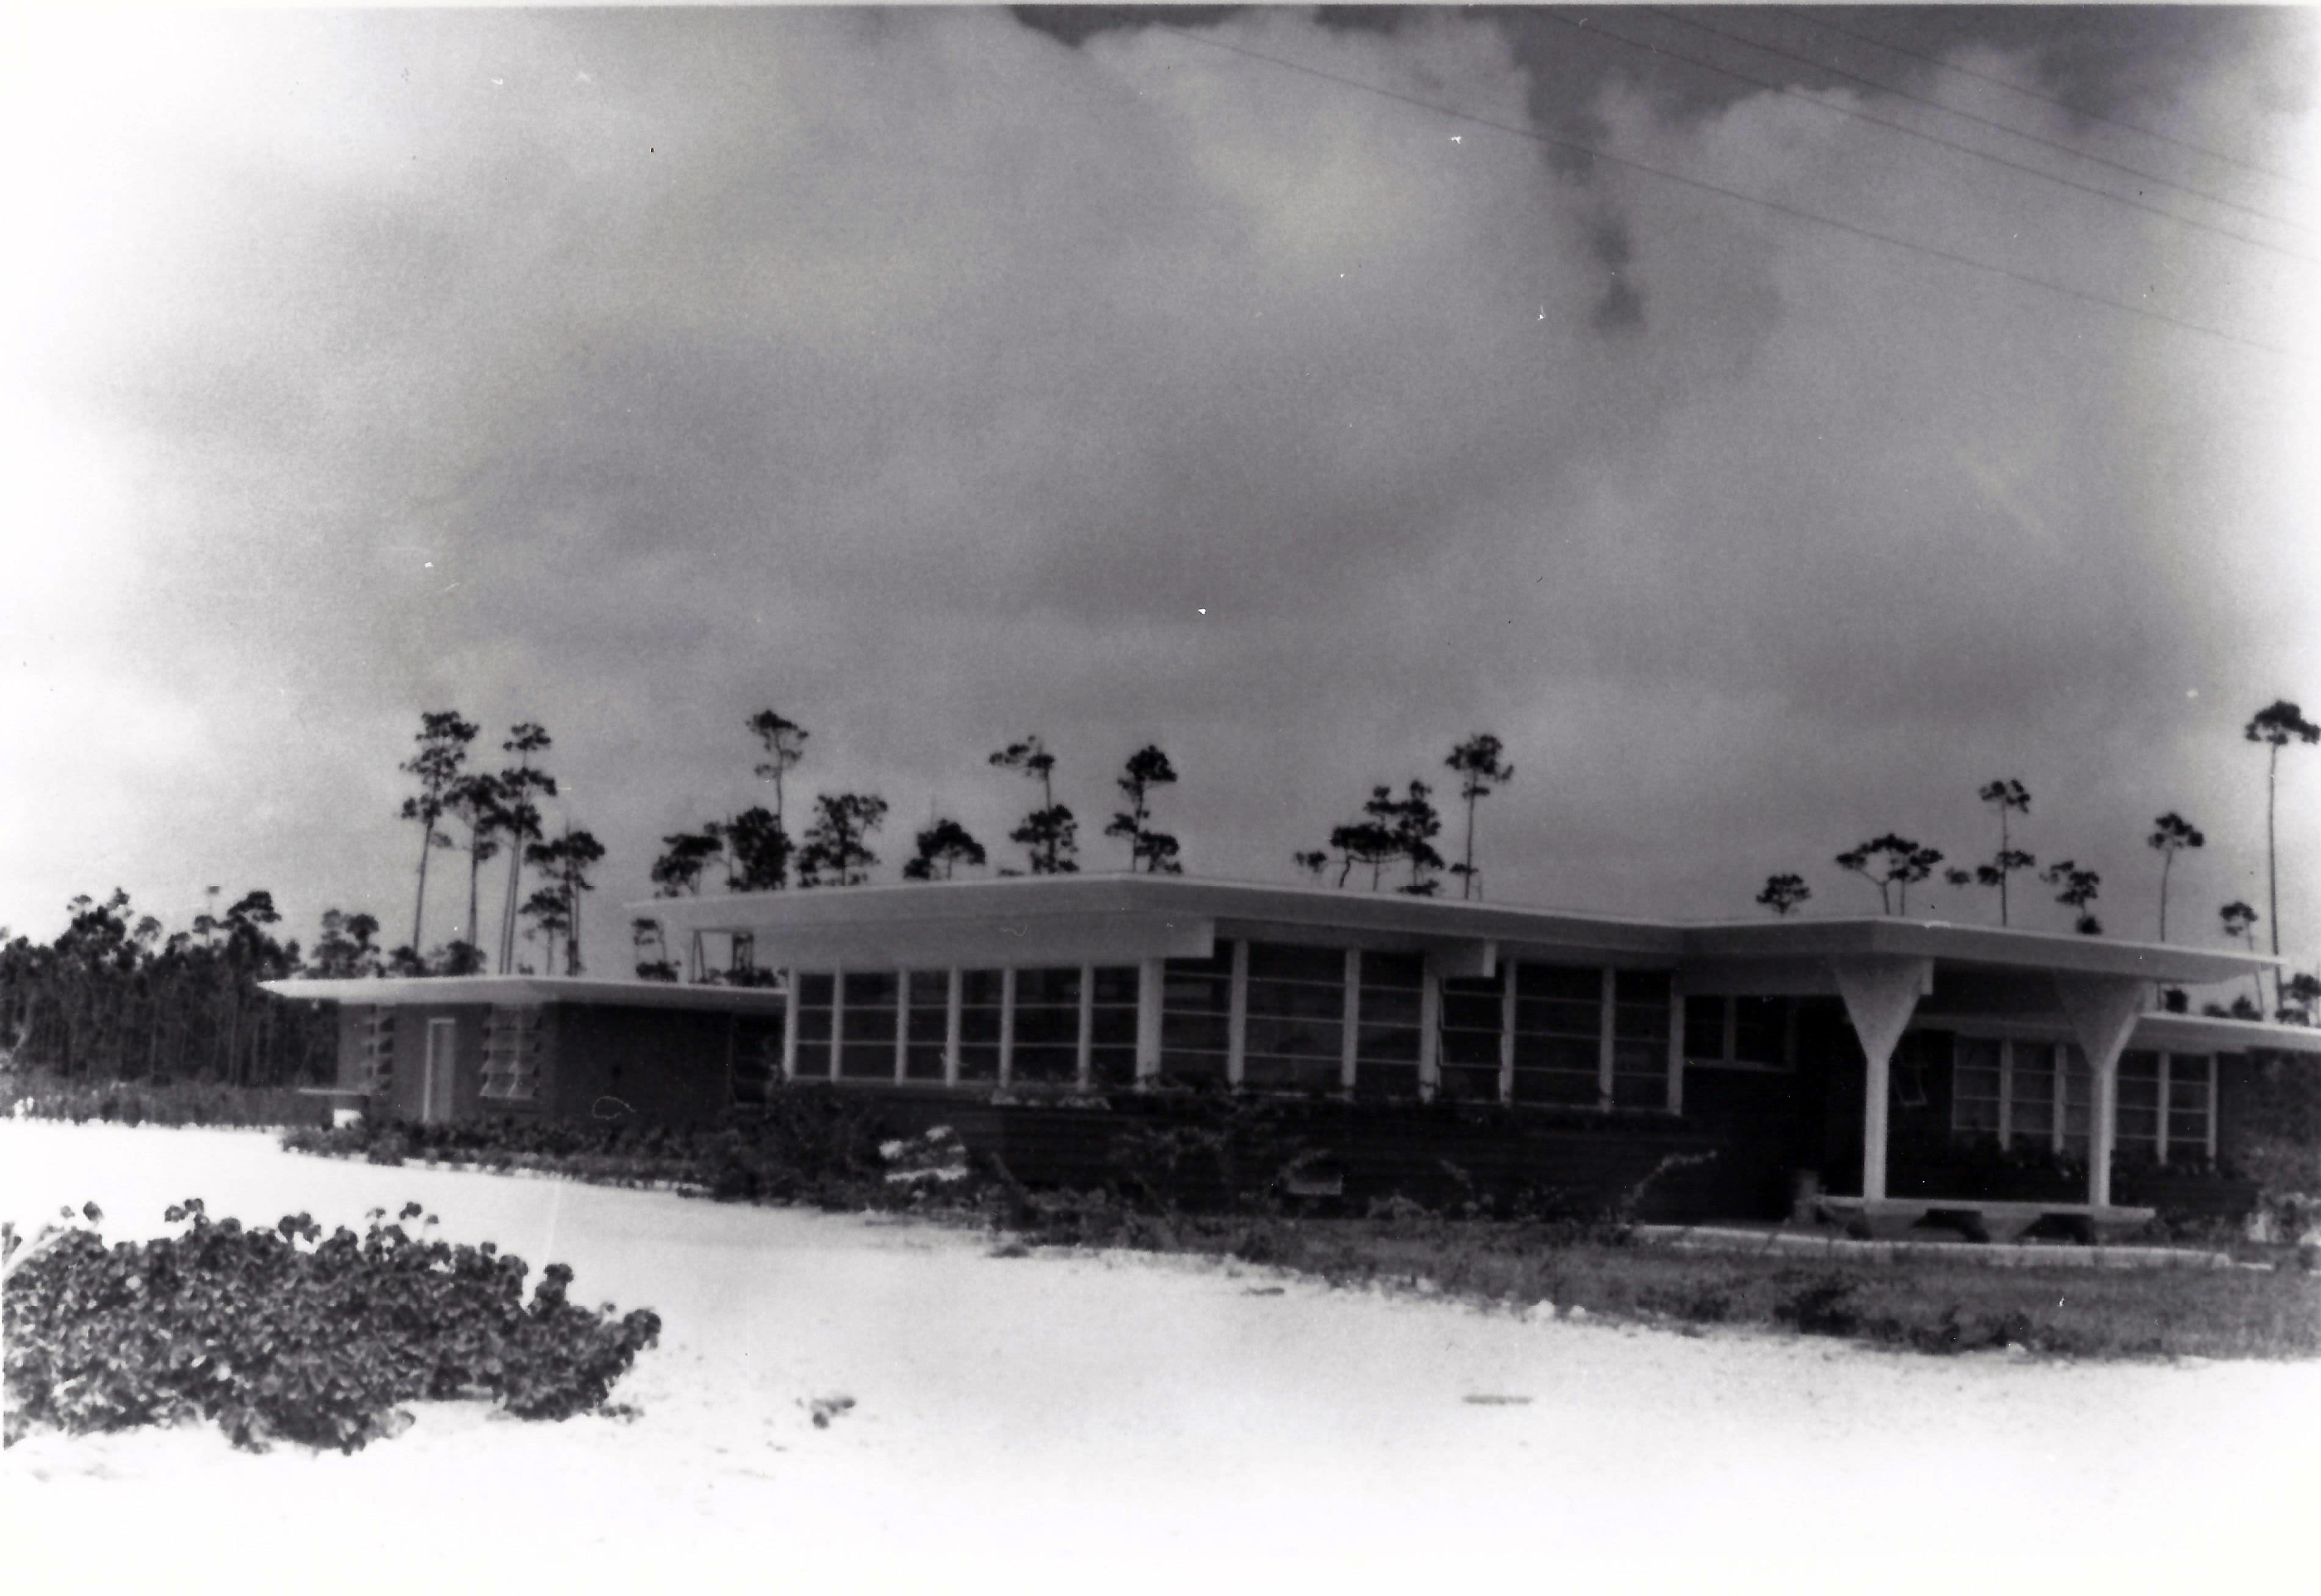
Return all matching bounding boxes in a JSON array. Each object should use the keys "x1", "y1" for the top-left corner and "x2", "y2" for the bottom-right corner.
[
  {"x1": 2055, "y1": 974, "x2": 2144, "y2": 1211},
  {"x1": 2204, "y1": 1058, "x2": 2218, "y2": 1161},
  {"x1": 1997, "y1": 1042, "x2": 2014, "y2": 1148},
  {"x1": 1076, "y1": 963, "x2": 1095, "y2": 1089},
  {"x1": 1832, "y1": 956, "x2": 1934, "y2": 1203},
  {"x1": 1226, "y1": 939, "x2": 1248, "y2": 1088},
  {"x1": 1666, "y1": 973, "x2": 1686, "y2": 1117},
  {"x1": 1418, "y1": 955, "x2": 1442, "y2": 1099},
  {"x1": 1135, "y1": 957, "x2": 1164, "y2": 1085},
  {"x1": 781, "y1": 969, "x2": 799, "y2": 1082},
  {"x1": 827, "y1": 966, "x2": 845, "y2": 1083},
  {"x1": 894, "y1": 969, "x2": 910, "y2": 1084},
  {"x1": 1340, "y1": 948, "x2": 1361, "y2": 1096},
  {"x1": 689, "y1": 930, "x2": 706, "y2": 985},
  {"x1": 2154, "y1": 1054, "x2": 2172, "y2": 1166},
  {"x1": 1596, "y1": 967, "x2": 1617, "y2": 1113},
  {"x1": 1498, "y1": 958, "x2": 1517, "y2": 1105},
  {"x1": 943, "y1": 968, "x2": 962, "y2": 1088},
  {"x1": 2052, "y1": 1046, "x2": 2070, "y2": 1156},
  {"x1": 998, "y1": 968, "x2": 1016, "y2": 1088}
]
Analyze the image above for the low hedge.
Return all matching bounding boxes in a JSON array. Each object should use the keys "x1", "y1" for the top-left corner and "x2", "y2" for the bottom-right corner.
[{"x1": 2, "y1": 1069, "x2": 329, "y2": 1129}]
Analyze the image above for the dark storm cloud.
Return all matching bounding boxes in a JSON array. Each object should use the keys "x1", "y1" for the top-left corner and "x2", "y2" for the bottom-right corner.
[{"x1": 2, "y1": 7, "x2": 2314, "y2": 973}]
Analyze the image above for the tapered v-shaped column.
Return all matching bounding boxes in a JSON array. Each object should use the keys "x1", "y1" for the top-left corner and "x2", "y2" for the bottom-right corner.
[
  {"x1": 1832, "y1": 957, "x2": 1934, "y2": 1202},
  {"x1": 2054, "y1": 974, "x2": 2145, "y2": 1209}
]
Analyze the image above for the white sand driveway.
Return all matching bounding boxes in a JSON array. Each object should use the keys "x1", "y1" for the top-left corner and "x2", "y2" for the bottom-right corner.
[{"x1": 3, "y1": 1122, "x2": 2315, "y2": 1592}]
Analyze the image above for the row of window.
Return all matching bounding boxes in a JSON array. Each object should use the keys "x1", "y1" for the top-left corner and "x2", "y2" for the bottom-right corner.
[
  {"x1": 1950, "y1": 1038, "x2": 2215, "y2": 1161},
  {"x1": 783, "y1": 944, "x2": 1675, "y2": 1107}
]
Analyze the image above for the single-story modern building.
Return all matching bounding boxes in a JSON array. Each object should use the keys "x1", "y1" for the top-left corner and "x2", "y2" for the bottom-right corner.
[
  {"x1": 273, "y1": 875, "x2": 2321, "y2": 1231},
  {"x1": 641, "y1": 876, "x2": 2321, "y2": 1230},
  {"x1": 264, "y1": 976, "x2": 790, "y2": 1127}
]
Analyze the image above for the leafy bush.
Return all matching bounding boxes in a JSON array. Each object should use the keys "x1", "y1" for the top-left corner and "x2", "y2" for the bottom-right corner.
[{"x1": 4, "y1": 1198, "x2": 660, "y2": 1453}]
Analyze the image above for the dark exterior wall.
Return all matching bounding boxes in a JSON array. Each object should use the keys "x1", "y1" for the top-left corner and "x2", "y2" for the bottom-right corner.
[
  {"x1": 542, "y1": 1004, "x2": 736, "y2": 1125},
  {"x1": 369, "y1": 1004, "x2": 494, "y2": 1123},
  {"x1": 2216, "y1": 1051, "x2": 2256, "y2": 1162},
  {"x1": 333, "y1": 1002, "x2": 368, "y2": 1091}
]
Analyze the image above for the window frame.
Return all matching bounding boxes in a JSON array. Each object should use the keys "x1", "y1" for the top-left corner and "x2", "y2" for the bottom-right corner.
[
  {"x1": 1948, "y1": 1034, "x2": 2216, "y2": 1162},
  {"x1": 1680, "y1": 994, "x2": 1795, "y2": 1073}
]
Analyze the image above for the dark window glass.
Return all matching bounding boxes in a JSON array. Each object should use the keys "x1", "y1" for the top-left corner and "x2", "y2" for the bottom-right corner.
[
  {"x1": 1515, "y1": 963, "x2": 1599, "y2": 1001},
  {"x1": 1683, "y1": 995, "x2": 1725, "y2": 1061},
  {"x1": 1437, "y1": 1064, "x2": 1500, "y2": 1102},
  {"x1": 1361, "y1": 951, "x2": 1425, "y2": 990},
  {"x1": 1160, "y1": 1049, "x2": 1228, "y2": 1082},
  {"x1": 1514, "y1": 998, "x2": 1600, "y2": 1037},
  {"x1": 1356, "y1": 1023, "x2": 1422, "y2": 1064},
  {"x1": 1514, "y1": 1069, "x2": 1599, "y2": 1107},
  {"x1": 1247, "y1": 942, "x2": 1346, "y2": 983},
  {"x1": 1015, "y1": 966, "x2": 1081, "y2": 1006},
  {"x1": 1353, "y1": 1063, "x2": 1422, "y2": 1099},
  {"x1": 1245, "y1": 980, "x2": 1346, "y2": 1021},
  {"x1": 1614, "y1": 969, "x2": 1671, "y2": 1007},
  {"x1": 1613, "y1": 1001, "x2": 1669, "y2": 1044},
  {"x1": 843, "y1": 971, "x2": 897, "y2": 1008},
  {"x1": 1359, "y1": 987, "x2": 1423, "y2": 1029},
  {"x1": 1511, "y1": 1034, "x2": 1599, "y2": 1075}
]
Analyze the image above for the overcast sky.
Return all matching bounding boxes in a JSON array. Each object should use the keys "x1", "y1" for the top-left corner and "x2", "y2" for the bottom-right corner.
[{"x1": 4, "y1": 5, "x2": 2317, "y2": 979}]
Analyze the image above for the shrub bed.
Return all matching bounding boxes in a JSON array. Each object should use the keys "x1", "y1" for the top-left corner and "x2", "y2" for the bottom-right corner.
[
  {"x1": 2, "y1": 1068, "x2": 329, "y2": 1129},
  {"x1": 3, "y1": 1199, "x2": 661, "y2": 1453},
  {"x1": 281, "y1": 1091, "x2": 898, "y2": 1207}
]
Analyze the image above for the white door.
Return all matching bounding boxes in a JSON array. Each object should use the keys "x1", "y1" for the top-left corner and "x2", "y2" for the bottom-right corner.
[{"x1": 422, "y1": 1018, "x2": 457, "y2": 1124}]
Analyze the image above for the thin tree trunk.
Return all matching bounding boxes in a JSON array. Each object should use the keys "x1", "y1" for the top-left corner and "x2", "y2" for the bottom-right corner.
[
  {"x1": 1998, "y1": 811, "x2": 2010, "y2": 927},
  {"x1": 411, "y1": 819, "x2": 435, "y2": 955},
  {"x1": 1461, "y1": 792, "x2": 1477, "y2": 900},
  {"x1": 465, "y1": 833, "x2": 485, "y2": 965},
  {"x1": 499, "y1": 841, "x2": 523, "y2": 974},
  {"x1": 2157, "y1": 852, "x2": 2173, "y2": 941}
]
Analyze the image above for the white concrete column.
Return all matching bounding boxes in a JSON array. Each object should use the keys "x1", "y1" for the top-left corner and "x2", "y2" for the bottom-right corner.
[
  {"x1": 1340, "y1": 949, "x2": 1361, "y2": 1095},
  {"x1": 1076, "y1": 963, "x2": 1095, "y2": 1088},
  {"x1": 827, "y1": 966, "x2": 845, "y2": 1081},
  {"x1": 893, "y1": 969, "x2": 910, "y2": 1084},
  {"x1": 943, "y1": 968, "x2": 962, "y2": 1088},
  {"x1": 1666, "y1": 973, "x2": 1686, "y2": 1116},
  {"x1": 2054, "y1": 973, "x2": 2145, "y2": 1209},
  {"x1": 1418, "y1": 956, "x2": 1442, "y2": 1098},
  {"x1": 1498, "y1": 960, "x2": 1517, "y2": 1105},
  {"x1": 1832, "y1": 956, "x2": 1934, "y2": 1202},
  {"x1": 1596, "y1": 967, "x2": 1617, "y2": 1112},
  {"x1": 781, "y1": 969, "x2": 799, "y2": 1082},
  {"x1": 1135, "y1": 957, "x2": 1164, "y2": 1084},
  {"x1": 998, "y1": 968, "x2": 1016, "y2": 1088},
  {"x1": 1226, "y1": 939, "x2": 1248, "y2": 1088}
]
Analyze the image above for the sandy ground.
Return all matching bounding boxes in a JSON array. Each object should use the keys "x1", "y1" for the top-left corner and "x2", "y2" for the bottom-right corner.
[{"x1": 3, "y1": 1121, "x2": 2317, "y2": 1594}]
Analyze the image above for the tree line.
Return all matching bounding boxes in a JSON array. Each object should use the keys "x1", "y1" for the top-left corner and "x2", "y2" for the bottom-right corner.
[{"x1": 0, "y1": 888, "x2": 333, "y2": 1085}]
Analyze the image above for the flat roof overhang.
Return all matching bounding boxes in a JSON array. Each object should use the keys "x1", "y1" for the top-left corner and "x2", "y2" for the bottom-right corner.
[
  {"x1": 633, "y1": 874, "x2": 1683, "y2": 976},
  {"x1": 634, "y1": 875, "x2": 2272, "y2": 985},
  {"x1": 259, "y1": 975, "x2": 791, "y2": 1014},
  {"x1": 1676, "y1": 916, "x2": 2267, "y2": 992}
]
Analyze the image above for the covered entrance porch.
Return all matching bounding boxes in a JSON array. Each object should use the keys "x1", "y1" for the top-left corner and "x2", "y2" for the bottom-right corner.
[{"x1": 1677, "y1": 920, "x2": 2271, "y2": 1242}]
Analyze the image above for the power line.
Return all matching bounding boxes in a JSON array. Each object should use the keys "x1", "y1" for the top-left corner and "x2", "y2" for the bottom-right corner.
[
  {"x1": 1128, "y1": 17, "x2": 2312, "y2": 365},
  {"x1": 1774, "y1": 5, "x2": 2312, "y2": 193},
  {"x1": 1626, "y1": 8, "x2": 2313, "y2": 249}
]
